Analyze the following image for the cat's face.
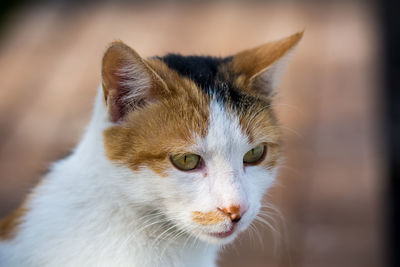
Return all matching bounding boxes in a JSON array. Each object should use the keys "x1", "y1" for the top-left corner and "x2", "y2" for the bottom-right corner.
[{"x1": 101, "y1": 32, "x2": 302, "y2": 245}]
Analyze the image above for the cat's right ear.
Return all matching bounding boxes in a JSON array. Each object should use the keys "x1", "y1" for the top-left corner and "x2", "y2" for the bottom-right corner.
[{"x1": 102, "y1": 41, "x2": 167, "y2": 123}]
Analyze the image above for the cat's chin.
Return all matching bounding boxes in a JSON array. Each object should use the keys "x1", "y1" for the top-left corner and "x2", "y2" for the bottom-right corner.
[
  {"x1": 196, "y1": 223, "x2": 240, "y2": 245},
  {"x1": 198, "y1": 232, "x2": 238, "y2": 245}
]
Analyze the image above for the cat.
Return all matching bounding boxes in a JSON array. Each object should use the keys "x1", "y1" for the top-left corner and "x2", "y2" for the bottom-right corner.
[{"x1": 0, "y1": 31, "x2": 302, "y2": 267}]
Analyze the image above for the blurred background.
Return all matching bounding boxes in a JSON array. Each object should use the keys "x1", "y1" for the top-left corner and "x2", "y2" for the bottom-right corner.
[{"x1": 0, "y1": 0, "x2": 392, "y2": 266}]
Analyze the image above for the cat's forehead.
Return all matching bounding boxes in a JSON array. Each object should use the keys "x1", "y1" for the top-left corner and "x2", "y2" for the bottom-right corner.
[
  {"x1": 154, "y1": 54, "x2": 257, "y2": 111},
  {"x1": 197, "y1": 100, "x2": 248, "y2": 156},
  {"x1": 148, "y1": 54, "x2": 279, "y2": 142},
  {"x1": 143, "y1": 55, "x2": 278, "y2": 144}
]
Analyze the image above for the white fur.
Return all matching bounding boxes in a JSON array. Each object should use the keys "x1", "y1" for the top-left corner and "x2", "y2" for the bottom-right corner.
[{"x1": 0, "y1": 87, "x2": 278, "y2": 267}]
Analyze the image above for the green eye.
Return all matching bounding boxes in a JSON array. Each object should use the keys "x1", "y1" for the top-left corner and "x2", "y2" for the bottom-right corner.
[
  {"x1": 170, "y1": 153, "x2": 201, "y2": 171},
  {"x1": 243, "y1": 145, "x2": 266, "y2": 164}
]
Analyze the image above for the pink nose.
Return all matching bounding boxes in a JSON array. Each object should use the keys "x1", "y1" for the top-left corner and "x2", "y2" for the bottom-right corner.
[{"x1": 218, "y1": 205, "x2": 247, "y2": 223}]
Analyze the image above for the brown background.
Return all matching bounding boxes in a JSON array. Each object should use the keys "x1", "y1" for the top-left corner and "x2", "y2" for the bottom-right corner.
[{"x1": 0, "y1": 1, "x2": 383, "y2": 266}]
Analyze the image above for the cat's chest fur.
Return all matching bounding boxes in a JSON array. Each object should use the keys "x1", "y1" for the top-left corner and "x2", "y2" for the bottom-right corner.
[{"x1": 0, "y1": 32, "x2": 302, "y2": 267}]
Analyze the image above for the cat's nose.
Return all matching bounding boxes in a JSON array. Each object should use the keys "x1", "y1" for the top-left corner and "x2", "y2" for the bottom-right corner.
[{"x1": 218, "y1": 205, "x2": 247, "y2": 223}]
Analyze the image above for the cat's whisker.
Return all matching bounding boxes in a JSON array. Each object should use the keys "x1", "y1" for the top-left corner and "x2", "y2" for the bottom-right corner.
[
  {"x1": 152, "y1": 223, "x2": 181, "y2": 248},
  {"x1": 277, "y1": 164, "x2": 302, "y2": 176},
  {"x1": 181, "y1": 227, "x2": 198, "y2": 252},
  {"x1": 250, "y1": 223, "x2": 258, "y2": 247},
  {"x1": 157, "y1": 229, "x2": 181, "y2": 261},
  {"x1": 249, "y1": 222, "x2": 262, "y2": 248},
  {"x1": 257, "y1": 212, "x2": 281, "y2": 233},
  {"x1": 254, "y1": 213, "x2": 282, "y2": 252},
  {"x1": 135, "y1": 215, "x2": 169, "y2": 233},
  {"x1": 120, "y1": 211, "x2": 181, "y2": 248},
  {"x1": 250, "y1": 221, "x2": 266, "y2": 250},
  {"x1": 257, "y1": 211, "x2": 280, "y2": 227},
  {"x1": 259, "y1": 203, "x2": 292, "y2": 258},
  {"x1": 261, "y1": 203, "x2": 285, "y2": 222},
  {"x1": 159, "y1": 227, "x2": 191, "y2": 260},
  {"x1": 275, "y1": 125, "x2": 302, "y2": 138},
  {"x1": 121, "y1": 218, "x2": 169, "y2": 248},
  {"x1": 135, "y1": 211, "x2": 164, "y2": 222}
]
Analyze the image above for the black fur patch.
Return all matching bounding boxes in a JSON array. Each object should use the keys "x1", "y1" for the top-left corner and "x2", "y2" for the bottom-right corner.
[
  {"x1": 157, "y1": 54, "x2": 262, "y2": 112},
  {"x1": 157, "y1": 54, "x2": 231, "y2": 89}
]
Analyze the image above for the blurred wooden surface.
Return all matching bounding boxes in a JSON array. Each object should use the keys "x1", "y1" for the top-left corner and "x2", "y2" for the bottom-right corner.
[{"x1": 0, "y1": 2, "x2": 382, "y2": 267}]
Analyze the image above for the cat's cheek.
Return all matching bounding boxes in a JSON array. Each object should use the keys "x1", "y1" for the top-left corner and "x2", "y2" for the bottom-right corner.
[
  {"x1": 161, "y1": 170, "x2": 214, "y2": 218},
  {"x1": 168, "y1": 171, "x2": 210, "y2": 201},
  {"x1": 235, "y1": 168, "x2": 276, "y2": 229},
  {"x1": 238, "y1": 203, "x2": 262, "y2": 232},
  {"x1": 246, "y1": 167, "x2": 276, "y2": 197}
]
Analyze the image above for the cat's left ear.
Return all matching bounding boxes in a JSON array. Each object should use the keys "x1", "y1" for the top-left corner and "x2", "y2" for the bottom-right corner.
[{"x1": 231, "y1": 31, "x2": 303, "y2": 98}]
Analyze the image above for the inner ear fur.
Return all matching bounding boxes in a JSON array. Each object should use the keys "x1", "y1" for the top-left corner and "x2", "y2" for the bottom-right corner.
[
  {"x1": 102, "y1": 41, "x2": 168, "y2": 123},
  {"x1": 231, "y1": 31, "x2": 303, "y2": 98}
]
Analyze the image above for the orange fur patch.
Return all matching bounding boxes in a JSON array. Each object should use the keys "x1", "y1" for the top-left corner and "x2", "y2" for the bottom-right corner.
[
  {"x1": 103, "y1": 59, "x2": 210, "y2": 176},
  {"x1": 192, "y1": 210, "x2": 226, "y2": 225},
  {"x1": 0, "y1": 201, "x2": 27, "y2": 240}
]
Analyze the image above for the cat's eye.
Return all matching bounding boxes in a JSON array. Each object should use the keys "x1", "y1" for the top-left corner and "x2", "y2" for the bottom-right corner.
[
  {"x1": 243, "y1": 145, "x2": 266, "y2": 165},
  {"x1": 170, "y1": 153, "x2": 201, "y2": 171}
]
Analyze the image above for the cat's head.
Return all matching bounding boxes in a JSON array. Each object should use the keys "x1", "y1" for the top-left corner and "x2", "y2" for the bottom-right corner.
[{"x1": 100, "y1": 32, "x2": 302, "y2": 245}]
